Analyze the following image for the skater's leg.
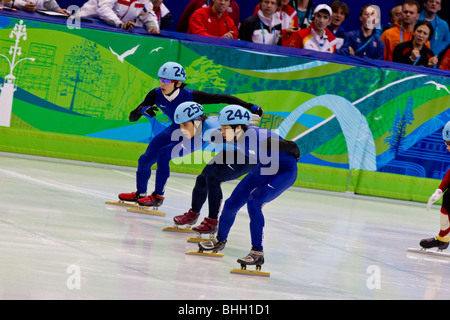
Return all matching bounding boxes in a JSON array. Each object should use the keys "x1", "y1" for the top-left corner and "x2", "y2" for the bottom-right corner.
[
  {"x1": 154, "y1": 134, "x2": 202, "y2": 196},
  {"x1": 154, "y1": 141, "x2": 179, "y2": 195},
  {"x1": 136, "y1": 126, "x2": 175, "y2": 194},
  {"x1": 246, "y1": 161, "x2": 298, "y2": 251},
  {"x1": 205, "y1": 162, "x2": 255, "y2": 220},
  {"x1": 437, "y1": 190, "x2": 450, "y2": 242},
  {"x1": 217, "y1": 165, "x2": 268, "y2": 242},
  {"x1": 191, "y1": 167, "x2": 210, "y2": 213}
]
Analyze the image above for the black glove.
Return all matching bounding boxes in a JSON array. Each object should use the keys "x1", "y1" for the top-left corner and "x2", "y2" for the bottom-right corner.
[
  {"x1": 129, "y1": 105, "x2": 143, "y2": 122},
  {"x1": 250, "y1": 104, "x2": 264, "y2": 117},
  {"x1": 143, "y1": 106, "x2": 159, "y2": 118},
  {"x1": 280, "y1": 139, "x2": 300, "y2": 160},
  {"x1": 263, "y1": 137, "x2": 300, "y2": 160}
]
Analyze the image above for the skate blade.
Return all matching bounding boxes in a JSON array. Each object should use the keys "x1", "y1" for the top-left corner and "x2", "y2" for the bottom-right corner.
[
  {"x1": 407, "y1": 248, "x2": 450, "y2": 262},
  {"x1": 187, "y1": 237, "x2": 209, "y2": 243},
  {"x1": 163, "y1": 226, "x2": 194, "y2": 233},
  {"x1": 185, "y1": 251, "x2": 224, "y2": 257},
  {"x1": 105, "y1": 200, "x2": 139, "y2": 207},
  {"x1": 127, "y1": 207, "x2": 166, "y2": 216},
  {"x1": 230, "y1": 268, "x2": 270, "y2": 277}
]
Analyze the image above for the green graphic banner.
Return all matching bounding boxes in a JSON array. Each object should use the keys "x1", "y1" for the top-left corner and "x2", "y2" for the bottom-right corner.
[{"x1": 1, "y1": 15, "x2": 449, "y2": 203}]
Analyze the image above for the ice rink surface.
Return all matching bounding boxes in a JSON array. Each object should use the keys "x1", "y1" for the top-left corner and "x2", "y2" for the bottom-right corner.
[{"x1": 1, "y1": 152, "x2": 450, "y2": 300}]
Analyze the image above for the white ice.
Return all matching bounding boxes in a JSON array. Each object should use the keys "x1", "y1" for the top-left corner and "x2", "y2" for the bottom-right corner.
[{"x1": 1, "y1": 152, "x2": 449, "y2": 300}]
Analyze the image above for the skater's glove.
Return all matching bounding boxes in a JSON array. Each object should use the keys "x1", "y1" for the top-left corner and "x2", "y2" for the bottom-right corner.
[
  {"x1": 250, "y1": 105, "x2": 263, "y2": 117},
  {"x1": 427, "y1": 188, "x2": 443, "y2": 211},
  {"x1": 129, "y1": 104, "x2": 144, "y2": 122},
  {"x1": 142, "y1": 106, "x2": 158, "y2": 118}
]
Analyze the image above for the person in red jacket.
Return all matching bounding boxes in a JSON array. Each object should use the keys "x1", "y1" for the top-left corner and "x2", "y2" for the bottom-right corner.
[
  {"x1": 420, "y1": 121, "x2": 450, "y2": 251},
  {"x1": 176, "y1": 0, "x2": 240, "y2": 33},
  {"x1": 187, "y1": 0, "x2": 238, "y2": 39}
]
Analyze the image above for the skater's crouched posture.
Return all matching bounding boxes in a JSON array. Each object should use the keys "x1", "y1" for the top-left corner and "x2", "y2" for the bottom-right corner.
[
  {"x1": 171, "y1": 101, "x2": 256, "y2": 236},
  {"x1": 199, "y1": 105, "x2": 300, "y2": 268},
  {"x1": 118, "y1": 61, "x2": 262, "y2": 208},
  {"x1": 421, "y1": 121, "x2": 450, "y2": 251}
]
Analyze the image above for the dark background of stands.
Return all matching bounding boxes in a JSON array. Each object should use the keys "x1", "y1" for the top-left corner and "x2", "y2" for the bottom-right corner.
[{"x1": 55, "y1": 0, "x2": 450, "y2": 36}]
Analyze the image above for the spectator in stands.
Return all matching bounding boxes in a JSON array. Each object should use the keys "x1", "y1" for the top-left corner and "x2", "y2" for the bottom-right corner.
[
  {"x1": 327, "y1": 0, "x2": 349, "y2": 49},
  {"x1": 291, "y1": 0, "x2": 315, "y2": 29},
  {"x1": 284, "y1": 4, "x2": 337, "y2": 53},
  {"x1": 380, "y1": 0, "x2": 421, "y2": 61},
  {"x1": 253, "y1": 0, "x2": 299, "y2": 43},
  {"x1": 79, "y1": 0, "x2": 159, "y2": 33},
  {"x1": 187, "y1": 0, "x2": 238, "y2": 39},
  {"x1": 393, "y1": 20, "x2": 438, "y2": 67},
  {"x1": 239, "y1": 0, "x2": 282, "y2": 45},
  {"x1": 176, "y1": 0, "x2": 240, "y2": 33},
  {"x1": 339, "y1": 4, "x2": 384, "y2": 59},
  {"x1": 438, "y1": 43, "x2": 450, "y2": 69},
  {"x1": 418, "y1": 0, "x2": 450, "y2": 56},
  {"x1": 385, "y1": 5, "x2": 403, "y2": 30},
  {"x1": 151, "y1": 0, "x2": 173, "y2": 30},
  {"x1": 12, "y1": 0, "x2": 70, "y2": 14}
]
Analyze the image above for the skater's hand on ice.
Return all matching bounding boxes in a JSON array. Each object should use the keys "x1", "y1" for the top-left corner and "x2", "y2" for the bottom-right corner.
[{"x1": 427, "y1": 188, "x2": 443, "y2": 211}]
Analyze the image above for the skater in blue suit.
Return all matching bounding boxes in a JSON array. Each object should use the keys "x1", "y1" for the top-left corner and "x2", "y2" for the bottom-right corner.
[
  {"x1": 118, "y1": 62, "x2": 263, "y2": 208},
  {"x1": 199, "y1": 105, "x2": 300, "y2": 268},
  {"x1": 171, "y1": 102, "x2": 257, "y2": 236}
]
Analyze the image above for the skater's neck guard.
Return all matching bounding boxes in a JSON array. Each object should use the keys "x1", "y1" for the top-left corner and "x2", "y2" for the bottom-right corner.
[{"x1": 163, "y1": 88, "x2": 180, "y2": 101}]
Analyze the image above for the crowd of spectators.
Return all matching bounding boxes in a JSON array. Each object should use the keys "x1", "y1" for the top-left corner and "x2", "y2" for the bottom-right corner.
[{"x1": 5, "y1": 0, "x2": 450, "y2": 70}]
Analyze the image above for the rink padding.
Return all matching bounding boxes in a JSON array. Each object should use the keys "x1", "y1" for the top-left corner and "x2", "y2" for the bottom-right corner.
[{"x1": 0, "y1": 126, "x2": 439, "y2": 204}]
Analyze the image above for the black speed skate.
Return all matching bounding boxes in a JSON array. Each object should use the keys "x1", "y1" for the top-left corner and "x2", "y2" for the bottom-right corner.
[
  {"x1": 186, "y1": 237, "x2": 226, "y2": 257},
  {"x1": 420, "y1": 237, "x2": 449, "y2": 251},
  {"x1": 198, "y1": 237, "x2": 227, "y2": 253},
  {"x1": 230, "y1": 249, "x2": 270, "y2": 276},
  {"x1": 237, "y1": 249, "x2": 265, "y2": 271}
]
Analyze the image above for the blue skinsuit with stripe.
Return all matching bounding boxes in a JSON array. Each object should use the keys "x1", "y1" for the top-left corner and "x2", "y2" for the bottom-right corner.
[{"x1": 217, "y1": 126, "x2": 298, "y2": 251}]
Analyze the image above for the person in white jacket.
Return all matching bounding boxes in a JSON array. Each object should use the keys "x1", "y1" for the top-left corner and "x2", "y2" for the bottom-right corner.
[
  {"x1": 80, "y1": 0, "x2": 159, "y2": 33},
  {"x1": 12, "y1": 0, "x2": 70, "y2": 14}
]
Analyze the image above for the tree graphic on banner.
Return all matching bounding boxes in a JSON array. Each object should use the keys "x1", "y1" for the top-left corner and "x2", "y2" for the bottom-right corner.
[
  {"x1": 63, "y1": 40, "x2": 103, "y2": 112},
  {"x1": 384, "y1": 96, "x2": 415, "y2": 156}
]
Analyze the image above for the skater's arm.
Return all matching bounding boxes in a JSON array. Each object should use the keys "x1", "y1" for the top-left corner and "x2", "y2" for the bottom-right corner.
[
  {"x1": 129, "y1": 89, "x2": 157, "y2": 122},
  {"x1": 192, "y1": 91, "x2": 263, "y2": 117},
  {"x1": 262, "y1": 137, "x2": 300, "y2": 160}
]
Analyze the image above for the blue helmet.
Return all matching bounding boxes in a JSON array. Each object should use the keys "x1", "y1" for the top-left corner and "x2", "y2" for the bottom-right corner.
[
  {"x1": 443, "y1": 121, "x2": 450, "y2": 140},
  {"x1": 174, "y1": 101, "x2": 204, "y2": 124},
  {"x1": 158, "y1": 62, "x2": 186, "y2": 81},
  {"x1": 218, "y1": 105, "x2": 252, "y2": 126}
]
